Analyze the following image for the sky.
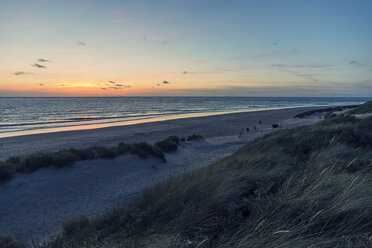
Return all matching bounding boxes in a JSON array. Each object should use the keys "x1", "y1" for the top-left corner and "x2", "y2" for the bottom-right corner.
[{"x1": 0, "y1": 0, "x2": 371, "y2": 97}]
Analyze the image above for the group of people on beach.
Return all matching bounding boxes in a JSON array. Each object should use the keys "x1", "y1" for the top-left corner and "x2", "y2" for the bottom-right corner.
[{"x1": 239, "y1": 120, "x2": 280, "y2": 138}]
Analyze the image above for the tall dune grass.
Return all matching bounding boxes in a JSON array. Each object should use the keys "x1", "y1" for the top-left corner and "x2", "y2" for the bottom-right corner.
[
  {"x1": 293, "y1": 105, "x2": 359, "y2": 118},
  {"x1": 36, "y1": 114, "x2": 372, "y2": 248},
  {"x1": 347, "y1": 100, "x2": 372, "y2": 114}
]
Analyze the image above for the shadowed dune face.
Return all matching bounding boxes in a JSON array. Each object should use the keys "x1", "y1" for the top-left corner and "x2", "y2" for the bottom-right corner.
[{"x1": 39, "y1": 114, "x2": 372, "y2": 248}]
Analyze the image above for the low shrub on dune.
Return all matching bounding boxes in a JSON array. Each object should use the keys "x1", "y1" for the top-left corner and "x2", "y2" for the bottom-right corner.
[
  {"x1": 155, "y1": 136, "x2": 180, "y2": 152},
  {"x1": 92, "y1": 146, "x2": 118, "y2": 159},
  {"x1": 187, "y1": 134, "x2": 204, "y2": 141},
  {"x1": 72, "y1": 148, "x2": 95, "y2": 161},
  {"x1": 0, "y1": 162, "x2": 13, "y2": 183},
  {"x1": 52, "y1": 149, "x2": 79, "y2": 168},
  {"x1": 117, "y1": 142, "x2": 131, "y2": 155},
  {"x1": 131, "y1": 142, "x2": 166, "y2": 162},
  {"x1": 16, "y1": 153, "x2": 54, "y2": 173}
]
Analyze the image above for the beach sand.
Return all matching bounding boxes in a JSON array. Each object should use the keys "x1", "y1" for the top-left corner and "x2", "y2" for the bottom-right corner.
[
  {"x1": 0, "y1": 107, "x2": 322, "y2": 243},
  {"x1": 0, "y1": 107, "x2": 320, "y2": 160}
]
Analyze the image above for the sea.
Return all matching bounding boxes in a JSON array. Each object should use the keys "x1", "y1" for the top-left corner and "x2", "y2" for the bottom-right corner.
[{"x1": 0, "y1": 97, "x2": 370, "y2": 138}]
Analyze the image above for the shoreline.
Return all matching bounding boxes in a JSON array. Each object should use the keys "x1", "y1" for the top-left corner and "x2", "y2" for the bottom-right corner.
[
  {"x1": 0, "y1": 106, "x2": 321, "y2": 160},
  {"x1": 0, "y1": 105, "x2": 322, "y2": 139}
]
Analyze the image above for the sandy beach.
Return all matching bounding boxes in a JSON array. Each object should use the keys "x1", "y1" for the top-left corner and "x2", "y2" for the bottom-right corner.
[
  {"x1": 0, "y1": 107, "x2": 321, "y2": 243},
  {"x1": 0, "y1": 107, "x2": 320, "y2": 160}
]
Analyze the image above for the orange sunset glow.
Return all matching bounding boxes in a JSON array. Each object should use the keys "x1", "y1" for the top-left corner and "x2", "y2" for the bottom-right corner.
[{"x1": 1, "y1": 1, "x2": 371, "y2": 97}]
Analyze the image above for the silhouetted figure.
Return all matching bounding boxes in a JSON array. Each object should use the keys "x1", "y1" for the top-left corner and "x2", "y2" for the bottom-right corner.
[{"x1": 239, "y1": 128, "x2": 244, "y2": 137}]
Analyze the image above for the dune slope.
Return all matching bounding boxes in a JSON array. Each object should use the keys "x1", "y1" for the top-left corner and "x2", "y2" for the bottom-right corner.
[{"x1": 41, "y1": 114, "x2": 372, "y2": 248}]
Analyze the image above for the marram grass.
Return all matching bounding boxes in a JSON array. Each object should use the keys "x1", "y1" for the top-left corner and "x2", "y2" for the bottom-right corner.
[
  {"x1": 33, "y1": 113, "x2": 372, "y2": 248},
  {"x1": 0, "y1": 135, "x2": 203, "y2": 183}
]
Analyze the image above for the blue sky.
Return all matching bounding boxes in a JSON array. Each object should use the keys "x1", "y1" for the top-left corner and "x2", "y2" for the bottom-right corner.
[{"x1": 0, "y1": 0, "x2": 371, "y2": 96}]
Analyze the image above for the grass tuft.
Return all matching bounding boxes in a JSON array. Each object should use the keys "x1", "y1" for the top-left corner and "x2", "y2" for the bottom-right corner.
[
  {"x1": 92, "y1": 146, "x2": 118, "y2": 159},
  {"x1": 293, "y1": 105, "x2": 358, "y2": 118},
  {"x1": 187, "y1": 134, "x2": 204, "y2": 141},
  {"x1": 0, "y1": 234, "x2": 26, "y2": 248},
  {"x1": 117, "y1": 142, "x2": 131, "y2": 155},
  {"x1": 155, "y1": 136, "x2": 180, "y2": 153},
  {"x1": 52, "y1": 149, "x2": 79, "y2": 168},
  {"x1": 131, "y1": 142, "x2": 166, "y2": 162},
  {"x1": 347, "y1": 100, "x2": 372, "y2": 114},
  {"x1": 62, "y1": 216, "x2": 91, "y2": 237},
  {"x1": 0, "y1": 162, "x2": 13, "y2": 183},
  {"x1": 17, "y1": 153, "x2": 54, "y2": 173}
]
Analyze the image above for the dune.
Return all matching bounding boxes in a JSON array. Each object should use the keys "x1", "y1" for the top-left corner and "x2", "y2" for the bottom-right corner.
[{"x1": 0, "y1": 107, "x2": 322, "y2": 243}]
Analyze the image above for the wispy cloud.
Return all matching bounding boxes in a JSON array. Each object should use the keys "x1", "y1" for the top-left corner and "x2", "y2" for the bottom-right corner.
[
  {"x1": 101, "y1": 81, "x2": 131, "y2": 90},
  {"x1": 349, "y1": 60, "x2": 364, "y2": 66},
  {"x1": 141, "y1": 67, "x2": 247, "y2": 77},
  {"x1": 143, "y1": 36, "x2": 169, "y2": 45},
  {"x1": 14, "y1": 71, "x2": 32, "y2": 76},
  {"x1": 77, "y1": 41, "x2": 87, "y2": 46},
  {"x1": 38, "y1": 58, "x2": 50, "y2": 63},
  {"x1": 271, "y1": 64, "x2": 329, "y2": 68},
  {"x1": 32, "y1": 63, "x2": 47, "y2": 69},
  {"x1": 109, "y1": 85, "x2": 131, "y2": 89},
  {"x1": 290, "y1": 71, "x2": 319, "y2": 82},
  {"x1": 271, "y1": 64, "x2": 321, "y2": 82},
  {"x1": 191, "y1": 49, "x2": 298, "y2": 64},
  {"x1": 190, "y1": 56, "x2": 250, "y2": 64}
]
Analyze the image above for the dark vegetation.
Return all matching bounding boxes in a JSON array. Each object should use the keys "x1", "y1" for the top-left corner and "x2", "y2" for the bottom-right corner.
[
  {"x1": 187, "y1": 134, "x2": 204, "y2": 141},
  {"x1": 62, "y1": 216, "x2": 91, "y2": 237},
  {"x1": 293, "y1": 105, "x2": 358, "y2": 118},
  {"x1": 347, "y1": 100, "x2": 372, "y2": 114},
  {"x1": 155, "y1": 136, "x2": 180, "y2": 152},
  {"x1": 0, "y1": 234, "x2": 26, "y2": 248},
  {"x1": 36, "y1": 112, "x2": 372, "y2": 247},
  {"x1": 0, "y1": 134, "x2": 203, "y2": 183}
]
